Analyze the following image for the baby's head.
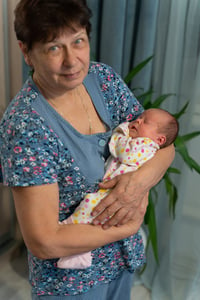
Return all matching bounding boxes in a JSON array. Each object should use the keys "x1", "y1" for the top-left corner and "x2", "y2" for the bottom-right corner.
[{"x1": 128, "y1": 108, "x2": 179, "y2": 148}]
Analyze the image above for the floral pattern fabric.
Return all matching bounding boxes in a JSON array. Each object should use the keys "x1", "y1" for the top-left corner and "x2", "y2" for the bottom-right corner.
[{"x1": 0, "y1": 62, "x2": 145, "y2": 296}]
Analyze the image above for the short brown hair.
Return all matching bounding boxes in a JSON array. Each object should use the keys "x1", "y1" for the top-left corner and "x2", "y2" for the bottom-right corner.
[{"x1": 14, "y1": 0, "x2": 92, "y2": 50}]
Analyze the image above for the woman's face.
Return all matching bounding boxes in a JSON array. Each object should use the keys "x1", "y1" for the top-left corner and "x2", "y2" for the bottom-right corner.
[{"x1": 26, "y1": 27, "x2": 90, "y2": 95}]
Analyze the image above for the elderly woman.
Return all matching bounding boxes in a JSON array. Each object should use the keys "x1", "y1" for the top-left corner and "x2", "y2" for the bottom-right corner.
[{"x1": 0, "y1": 0, "x2": 175, "y2": 299}]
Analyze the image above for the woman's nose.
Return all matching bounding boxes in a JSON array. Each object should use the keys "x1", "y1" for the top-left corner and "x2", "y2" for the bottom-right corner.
[{"x1": 63, "y1": 48, "x2": 76, "y2": 66}]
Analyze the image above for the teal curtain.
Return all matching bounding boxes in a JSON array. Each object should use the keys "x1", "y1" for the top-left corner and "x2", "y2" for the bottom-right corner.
[{"x1": 88, "y1": 0, "x2": 159, "y2": 82}]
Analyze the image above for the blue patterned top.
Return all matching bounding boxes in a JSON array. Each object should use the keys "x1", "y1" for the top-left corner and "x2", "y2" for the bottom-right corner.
[{"x1": 0, "y1": 62, "x2": 145, "y2": 296}]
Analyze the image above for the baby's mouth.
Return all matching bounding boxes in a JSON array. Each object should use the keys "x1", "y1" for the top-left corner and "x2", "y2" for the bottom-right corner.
[{"x1": 129, "y1": 124, "x2": 137, "y2": 131}]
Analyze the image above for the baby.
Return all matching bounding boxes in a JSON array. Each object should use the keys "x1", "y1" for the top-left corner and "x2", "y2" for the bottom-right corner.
[{"x1": 57, "y1": 108, "x2": 179, "y2": 269}]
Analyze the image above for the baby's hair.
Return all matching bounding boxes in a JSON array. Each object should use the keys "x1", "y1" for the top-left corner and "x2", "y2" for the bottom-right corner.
[{"x1": 157, "y1": 108, "x2": 179, "y2": 148}]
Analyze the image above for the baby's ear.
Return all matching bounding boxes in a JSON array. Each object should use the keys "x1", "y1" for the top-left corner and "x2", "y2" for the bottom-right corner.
[{"x1": 156, "y1": 135, "x2": 166, "y2": 146}]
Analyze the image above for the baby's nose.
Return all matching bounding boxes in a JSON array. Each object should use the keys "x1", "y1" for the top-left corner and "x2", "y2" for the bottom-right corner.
[{"x1": 136, "y1": 118, "x2": 142, "y2": 124}]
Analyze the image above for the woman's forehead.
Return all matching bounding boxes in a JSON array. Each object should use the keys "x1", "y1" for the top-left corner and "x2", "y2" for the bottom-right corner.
[{"x1": 45, "y1": 25, "x2": 87, "y2": 42}]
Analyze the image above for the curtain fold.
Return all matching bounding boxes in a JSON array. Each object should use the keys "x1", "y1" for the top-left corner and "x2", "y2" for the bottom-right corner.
[
  {"x1": 0, "y1": 0, "x2": 22, "y2": 105},
  {"x1": 99, "y1": 0, "x2": 128, "y2": 74},
  {"x1": 0, "y1": 0, "x2": 8, "y2": 109},
  {"x1": 0, "y1": 0, "x2": 20, "y2": 248},
  {"x1": 130, "y1": 0, "x2": 159, "y2": 92}
]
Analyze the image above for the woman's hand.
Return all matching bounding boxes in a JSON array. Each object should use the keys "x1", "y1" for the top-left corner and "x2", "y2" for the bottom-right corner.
[{"x1": 92, "y1": 172, "x2": 149, "y2": 229}]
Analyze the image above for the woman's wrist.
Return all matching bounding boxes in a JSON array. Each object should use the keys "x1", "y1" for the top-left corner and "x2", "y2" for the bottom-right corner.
[{"x1": 134, "y1": 144, "x2": 175, "y2": 190}]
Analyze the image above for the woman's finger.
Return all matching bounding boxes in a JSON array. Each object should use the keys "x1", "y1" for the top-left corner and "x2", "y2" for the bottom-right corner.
[
  {"x1": 92, "y1": 196, "x2": 123, "y2": 225},
  {"x1": 101, "y1": 207, "x2": 130, "y2": 229}
]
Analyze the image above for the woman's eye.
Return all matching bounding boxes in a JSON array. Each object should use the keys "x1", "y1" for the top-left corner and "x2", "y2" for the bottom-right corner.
[
  {"x1": 75, "y1": 38, "x2": 83, "y2": 45},
  {"x1": 49, "y1": 45, "x2": 59, "y2": 51}
]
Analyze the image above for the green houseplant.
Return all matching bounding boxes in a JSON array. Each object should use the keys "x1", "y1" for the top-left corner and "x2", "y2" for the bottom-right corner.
[{"x1": 124, "y1": 56, "x2": 200, "y2": 264}]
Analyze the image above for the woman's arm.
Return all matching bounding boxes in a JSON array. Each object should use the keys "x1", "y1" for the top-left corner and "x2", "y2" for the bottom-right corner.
[
  {"x1": 92, "y1": 144, "x2": 175, "y2": 229},
  {"x1": 12, "y1": 183, "x2": 148, "y2": 259}
]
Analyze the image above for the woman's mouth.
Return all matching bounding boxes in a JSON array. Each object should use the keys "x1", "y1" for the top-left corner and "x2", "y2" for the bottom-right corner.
[{"x1": 61, "y1": 71, "x2": 80, "y2": 80}]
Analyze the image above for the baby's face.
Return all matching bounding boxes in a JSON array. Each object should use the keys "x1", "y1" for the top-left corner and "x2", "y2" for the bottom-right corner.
[{"x1": 128, "y1": 109, "x2": 161, "y2": 140}]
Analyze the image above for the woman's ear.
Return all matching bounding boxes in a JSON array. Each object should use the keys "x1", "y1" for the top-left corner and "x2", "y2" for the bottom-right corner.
[{"x1": 18, "y1": 41, "x2": 32, "y2": 66}]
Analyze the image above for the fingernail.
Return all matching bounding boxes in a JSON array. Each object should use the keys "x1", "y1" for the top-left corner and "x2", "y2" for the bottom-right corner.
[
  {"x1": 103, "y1": 225, "x2": 109, "y2": 230},
  {"x1": 91, "y1": 211, "x2": 97, "y2": 217},
  {"x1": 92, "y1": 220, "x2": 99, "y2": 225}
]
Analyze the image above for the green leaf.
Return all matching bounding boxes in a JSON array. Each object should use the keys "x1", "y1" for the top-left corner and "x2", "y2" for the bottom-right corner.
[
  {"x1": 173, "y1": 102, "x2": 189, "y2": 119},
  {"x1": 144, "y1": 193, "x2": 159, "y2": 264},
  {"x1": 182, "y1": 155, "x2": 200, "y2": 173},
  {"x1": 175, "y1": 136, "x2": 200, "y2": 173},
  {"x1": 180, "y1": 131, "x2": 200, "y2": 143},
  {"x1": 132, "y1": 87, "x2": 145, "y2": 94},
  {"x1": 140, "y1": 90, "x2": 155, "y2": 108},
  {"x1": 137, "y1": 89, "x2": 154, "y2": 101},
  {"x1": 163, "y1": 173, "x2": 178, "y2": 218},
  {"x1": 150, "y1": 94, "x2": 174, "y2": 108},
  {"x1": 167, "y1": 167, "x2": 181, "y2": 174},
  {"x1": 124, "y1": 56, "x2": 153, "y2": 84},
  {"x1": 144, "y1": 187, "x2": 157, "y2": 224}
]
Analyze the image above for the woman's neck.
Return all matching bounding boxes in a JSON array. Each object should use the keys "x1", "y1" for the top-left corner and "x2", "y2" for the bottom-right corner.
[{"x1": 32, "y1": 73, "x2": 79, "y2": 104}]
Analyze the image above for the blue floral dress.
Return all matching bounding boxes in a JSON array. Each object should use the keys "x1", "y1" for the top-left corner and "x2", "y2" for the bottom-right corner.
[{"x1": 0, "y1": 62, "x2": 145, "y2": 296}]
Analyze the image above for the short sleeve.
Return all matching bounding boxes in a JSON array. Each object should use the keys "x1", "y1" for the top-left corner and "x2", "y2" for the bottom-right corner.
[
  {"x1": 0, "y1": 114, "x2": 60, "y2": 187},
  {"x1": 89, "y1": 62, "x2": 144, "y2": 128}
]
